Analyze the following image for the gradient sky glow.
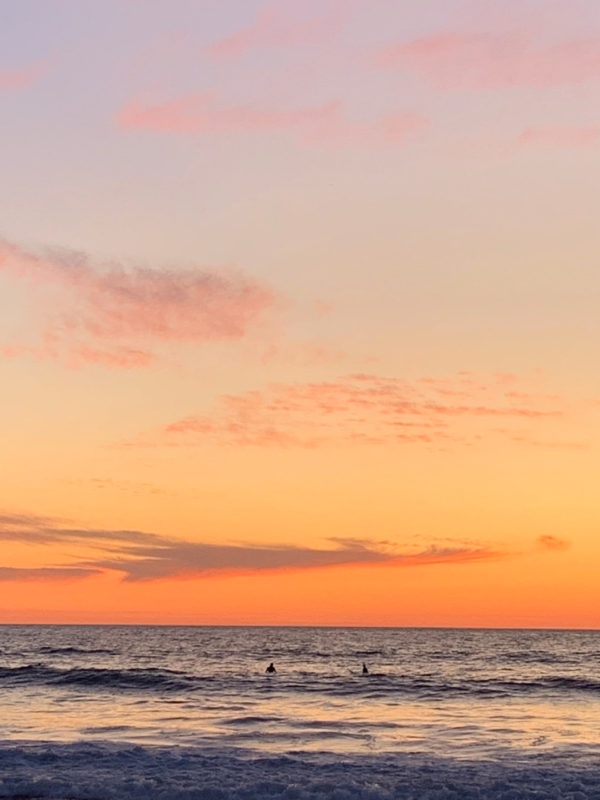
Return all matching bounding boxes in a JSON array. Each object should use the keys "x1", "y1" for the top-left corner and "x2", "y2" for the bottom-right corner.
[{"x1": 1, "y1": 0, "x2": 599, "y2": 626}]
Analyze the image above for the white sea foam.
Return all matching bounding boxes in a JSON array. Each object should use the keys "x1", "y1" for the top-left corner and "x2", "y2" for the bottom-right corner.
[{"x1": 1, "y1": 741, "x2": 600, "y2": 800}]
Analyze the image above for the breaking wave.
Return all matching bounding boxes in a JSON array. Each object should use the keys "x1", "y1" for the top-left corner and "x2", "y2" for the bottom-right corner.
[{"x1": 0, "y1": 741, "x2": 599, "y2": 800}]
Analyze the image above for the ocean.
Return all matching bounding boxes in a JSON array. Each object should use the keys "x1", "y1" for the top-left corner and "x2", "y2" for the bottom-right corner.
[{"x1": 1, "y1": 625, "x2": 599, "y2": 798}]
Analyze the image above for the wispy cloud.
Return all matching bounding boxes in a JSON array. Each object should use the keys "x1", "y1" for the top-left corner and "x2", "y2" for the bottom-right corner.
[
  {"x1": 509, "y1": 434, "x2": 587, "y2": 450},
  {"x1": 67, "y1": 478, "x2": 170, "y2": 496},
  {"x1": 153, "y1": 372, "x2": 564, "y2": 449},
  {"x1": 0, "y1": 512, "x2": 62, "y2": 536},
  {"x1": 374, "y1": 32, "x2": 600, "y2": 89},
  {"x1": 0, "y1": 511, "x2": 502, "y2": 582},
  {"x1": 0, "y1": 239, "x2": 275, "y2": 368},
  {"x1": 118, "y1": 94, "x2": 427, "y2": 146},
  {"x1": 206, "y1": 3, "x2": 347, "y2": 59},
  {"x1": 88, "y1": 542, "x2": 501, "y2": 582},
  {"x1": 516, "y1": 126, "x2": 600, "y2": 148},
  {"x1": 0, "y1": 60, "x2": 46, "y2": 90},
  {"x1": 118, "y1": 94, "x2": 338, "y2": 134},
  {"x1": 538, "y1": 535, "x2": 570, "y2": 551},
  {"x1": 0, "y1": 567, "x2": 98, "y2": 581},
  {"x1": 0, "y1": 514, "x2": 167, "y2": 547}
]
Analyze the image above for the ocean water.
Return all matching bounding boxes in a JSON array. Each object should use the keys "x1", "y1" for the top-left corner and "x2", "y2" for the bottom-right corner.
[{"x1": 1, "y1": 625, "x2": 599, "y2": 798}]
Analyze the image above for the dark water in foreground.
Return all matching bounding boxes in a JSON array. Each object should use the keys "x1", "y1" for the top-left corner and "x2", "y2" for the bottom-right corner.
[{"x1": 0, "y1": 626, "x2": 599, "y2": 798}]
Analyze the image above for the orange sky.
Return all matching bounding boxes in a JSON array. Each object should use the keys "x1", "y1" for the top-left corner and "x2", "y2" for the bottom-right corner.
[{"x1": 1, "y1": 0, "x2": 599, "y2": 626}]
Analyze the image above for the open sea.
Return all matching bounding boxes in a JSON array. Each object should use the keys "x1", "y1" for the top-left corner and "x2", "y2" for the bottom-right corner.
[{"x1": 1, "y1": 625, "x2": 599, "y2": 798}]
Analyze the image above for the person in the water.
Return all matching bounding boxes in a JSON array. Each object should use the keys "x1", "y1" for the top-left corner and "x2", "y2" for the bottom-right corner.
[
  {"x1": 362, "y1": 662, "x2": 369, "y2": 674},
  {"x1": 266, "y1": 662, "x2": 276, "y2": 673}
]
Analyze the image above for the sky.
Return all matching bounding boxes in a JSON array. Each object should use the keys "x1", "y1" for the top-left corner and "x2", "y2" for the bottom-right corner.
[{"x1": 1, "y1": 0, "x2": 599, "y2": 627}]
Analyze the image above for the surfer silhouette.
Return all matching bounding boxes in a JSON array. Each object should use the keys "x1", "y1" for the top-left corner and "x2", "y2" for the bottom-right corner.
[
  {"x1": 362, "y1": 662, "x2": 369, "y2": 675},
  {"x1": 266, "y1": 662, "x2": 276, "y2": 673}
]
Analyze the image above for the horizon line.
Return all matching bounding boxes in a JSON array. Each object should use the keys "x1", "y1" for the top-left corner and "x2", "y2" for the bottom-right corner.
[{"x1": 0, "y1": 622, "x2": 598, "y2": 631}]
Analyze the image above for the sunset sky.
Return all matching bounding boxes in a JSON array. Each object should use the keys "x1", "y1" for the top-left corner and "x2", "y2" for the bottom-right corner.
[{"x1": 1, "y1": 0, "x2": 599, "y2": 627}]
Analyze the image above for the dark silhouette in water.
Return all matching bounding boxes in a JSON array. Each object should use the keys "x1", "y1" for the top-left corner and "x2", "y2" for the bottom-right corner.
[
  {"x1": 362, "y1": 662, "x2": 369, "y2": 674},
  {"x1": 266, "y1": 662, "x2": 276, "y2": 673}
]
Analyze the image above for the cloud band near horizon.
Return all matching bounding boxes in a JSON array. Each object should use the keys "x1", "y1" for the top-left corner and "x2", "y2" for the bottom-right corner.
[{"x1": 0, "y1": 512, "x2": 502, "y2": 582}]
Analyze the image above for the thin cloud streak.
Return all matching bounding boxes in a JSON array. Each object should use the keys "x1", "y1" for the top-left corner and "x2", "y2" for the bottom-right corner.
[
  {"x1": 538, "y1": 535, "x2": 570, "y2": 551},
  {"x1": 118, "y1": 94, "x2": 339, "y2": 134},
  {"x1": 0, "y1": 567, "x2": 99, "y2": 581},
  {"x1": 0, "y1": 239, "x2": 275, "y2": 368},
  {"x1": 0, "y1": 521, "x2": 170, "y2": 548},
  {"x1": 374, "y1": 32, "x2": 600, "y2": 89},
  {"x1": 118, "y1": 94, "x2": 428, "y2": 147},
  {"x1": 206, "y1": 4, "x2": 347, "y2": 59},
  {"x1": 509, "y1": 434, "x2": 587, "y2": 450},
  {"x1": 0, "y1": 512, "x2": 58, "y2": 529},
  {"x1": 517, "y1": 126, "x2": 600, "y2": 148},
  {"x1": 86, "y1": 542, "x2": 502, "y2": 582},
  {"x1": 0, "y1": 60, "x2": 46, "y2": 90},
  {"x1": 0, "y1": 511, "x2": 502, "y2": 582}
]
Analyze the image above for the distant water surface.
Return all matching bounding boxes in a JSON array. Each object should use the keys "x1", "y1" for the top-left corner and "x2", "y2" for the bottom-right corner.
[
  {"x1": 1, "y1": 625, "x2": 599, "y2": 759},
  {"x1": 1, "y1": 626, "x2": 600, "y2": 799}
]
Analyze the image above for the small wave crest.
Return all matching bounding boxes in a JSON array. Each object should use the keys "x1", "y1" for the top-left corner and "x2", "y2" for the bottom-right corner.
[
  {"x1": 37, "y1": 646, "x2": 119, "y2": 656},
  {"x1": 0, "y1": 664, "x2": 196, "y2": 693}
]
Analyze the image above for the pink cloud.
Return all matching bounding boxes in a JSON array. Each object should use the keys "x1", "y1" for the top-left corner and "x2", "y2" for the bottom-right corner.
[
  {"x1": 538, "y1": 535, "x2": 570, "y2": 551},
  {"x1": 0, "y1": 240, "x2": 275, "y2": 368},
  {"x1": 118, "y1": 93, "x2": 339, "y2": 134},
  {"x1": 69, "y1": 345, "x2": 156, "y2": 369},
  {"x1": 118, "y1": 93, "x2": 428, "y2": 146},
  {"x1": 374, "y1": 32, "x2": 600, "y2": 89},
  {"x1": 154, "y1": 372, "x2": 564, "y2": 449},
  {"x1": 0, "y1": 60, "x2": 46, "y2": 90},
  {"x1": 206, "y1": 4, "x2": 346, "y2": 59},
  {"x1": 517, "y1": 126, "x2": 600, "y2": 148}
]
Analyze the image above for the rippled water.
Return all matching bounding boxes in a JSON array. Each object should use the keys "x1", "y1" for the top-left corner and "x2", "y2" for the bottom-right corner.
[{"x1": 2, "y1": 625, "x2": 599, "y2": 764}]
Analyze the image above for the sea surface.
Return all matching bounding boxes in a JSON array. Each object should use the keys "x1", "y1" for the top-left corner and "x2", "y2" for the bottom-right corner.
[{"x1": 1, "y1": 626, "x2": 599, "y2": 798}]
